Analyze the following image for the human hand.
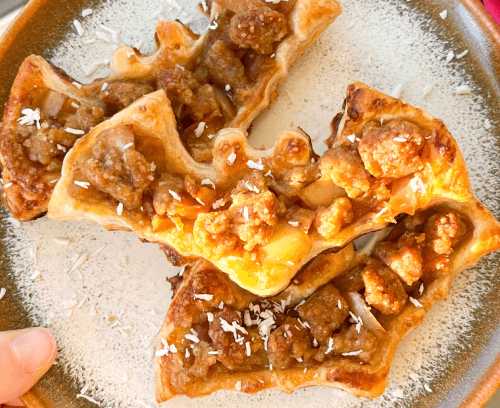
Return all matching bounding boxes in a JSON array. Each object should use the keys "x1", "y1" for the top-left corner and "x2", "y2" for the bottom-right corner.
[{"x1": 0, "y1": 328, "x2": 57, "y2": 407}]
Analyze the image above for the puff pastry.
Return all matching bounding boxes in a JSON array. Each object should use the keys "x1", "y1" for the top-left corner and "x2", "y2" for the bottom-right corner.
[
  {"x1": 111, "y1": 0, "x2": 342, "y2": 160},
  {"x1": 155, "y1": 197, "x2": 500, "y2": 401},
  {"x1": 1, "y1": 0, "x2": 341, "y2": 220},
  {"x1": 0, "y1": 55, "x2": 154, "y2": 220},
  {"x1": 48, "y1": 83, "x2": 472, "y2": 296}
]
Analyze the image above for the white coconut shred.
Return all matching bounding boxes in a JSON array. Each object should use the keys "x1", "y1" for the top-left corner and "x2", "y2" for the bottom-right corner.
[{"x1": 3, "y1": 0, "x2": 500, "y2": 407}]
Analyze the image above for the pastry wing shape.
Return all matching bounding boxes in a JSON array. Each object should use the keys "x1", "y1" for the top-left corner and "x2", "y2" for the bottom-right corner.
[
  {"x1": 111, "y1": 0, "x2": 342, "y2": 160},
  {"x1": 0, "y1": 55, "x2": 104, "y2": 221},
  {"x1": 1, "y1": 0, "x2": 342, "y2": 220},
  {"x1": 49, "y1": 83, "x2": 472, "y2": 297},
  {"x1": 155, "y1": 197, "x2": 500, "y2": 401},
  {"x1": 0, "y1": 55, "x2": 155, "y2": 220},
  {"x1": 47, "y1": 89, "x2": 314, "y2": 232}
]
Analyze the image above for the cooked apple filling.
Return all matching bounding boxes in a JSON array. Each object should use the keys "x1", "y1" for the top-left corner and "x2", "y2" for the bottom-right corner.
[
  {"x1": 156, "y1": 0, "x2": 295, "y2": 161},
  {"x1": 158, "y1": 206, "x2": 466, "y2": 393},
  {"x1": 71, "y1": 113, "x2": 451, "y2": 264},
  {"x1": 3, "y1": 82, "x2": 153, "y2": 192}
]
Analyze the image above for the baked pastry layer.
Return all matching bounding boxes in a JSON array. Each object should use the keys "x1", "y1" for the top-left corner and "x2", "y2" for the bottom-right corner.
[
  {"x1": 1, "y1": 0, "x2": 341, "y2": 220},
  {"x1": 0, "y1": 55, "x2": 154, "y2": 220},
  {"x1": 155, "y1": 198, "x2": 500, "y2": 401},
  {"x1": 48, "y1": 82, "x2": 472, "y2": 296}
]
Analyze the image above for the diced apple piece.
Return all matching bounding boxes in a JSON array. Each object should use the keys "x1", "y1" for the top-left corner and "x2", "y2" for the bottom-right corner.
[
  {"x1": 152, "y1": 215, "x2": 174, "y2": 232},
  {"x1": 389, "y1": 176, "x2": 418, "y2": 215},
  {"x1": 259, "y1": 223, "x2": 312, "y2": 265},
  {"x1": 299, "y1": 178, "x2": 346, "y2": 209},
  {"x1": 170, "y1": 198, "x2": 209, "y2": 220},
  {"x1": 170, "y1": 216, "x2": 184, "y2": 232},
  {"x1": 345, "y1": 291, "x2": 386, "y2": 337},
  {"x1": 214, "y1": 88, "x2": 237, "y2": 122},
  {"x1": 40, "y1": 90, "x2": 69, "y2": 118}
]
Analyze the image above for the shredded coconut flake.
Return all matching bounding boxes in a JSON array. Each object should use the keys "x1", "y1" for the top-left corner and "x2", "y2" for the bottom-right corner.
[
  {"x1": 73, "y1": 20, "x2": 85, "y2": 36},
  {"x1": 169, "y1": 190, "x2": 182, "y2": 201},
  {"x1": 31, "y1": 270, "x2": 42, "y2": 280},
  {"x1": 18, "y1": 108, "x2": 41, "y2": 129},
  {"x1": 74, "y1": 181, "x2": 90, "y2": 189},
  {"x1": 247, "y1": 158, "x2": 264, "y2": 171},
  {"x1": 325, "y1": 338, "x2": 334, "y2": 354},
  {"x1": 193, "y1": 294, "x2": 213, "y2": 301},
  {"x1": 76, "y1": 394, "x2": 101, "y2": 405},
  {"x1": 0, "y1": 288, "x2": 6, "y2": 300},
  {"x1": 65, "y1": 128, "x2": 85, "y2": 135},
  {"x1": 409, "y1": 297, "x2": 424, "y2": 308},
  {"x1": 456, "y1": 85, "x2": 472, "y2": 95},
  {"x1": 374, "y1": 206, "x2": 389, "y2": 219},
  {"x1": 185, "y1": 334, "x2": 199, "y2": 343},
  {"x1": 446, "y1": 51, "x2": 454, "y2": 62},
  {"x1": 422, "y1": 83, "x2": 434, "y2": 98},
  {"x1": 116, "y1": 202, "x2": 124, "y2": 216},
  {"x1": 347, "y1": 134, "x2": 356, "y2": 143},
  {"x1": 288, "y1": 221, "x2": 299, "y2": 227},
  {"x1": 201, "y1": 179, "x2": 216, "y2": 190},
  {"x1": 456, "y1": 49, "x2": 468, "y2": 59},
  {"x1": 235, "y1": 381, "x2": 242, "y2": 391},
  {"x1": 440, "y1": 10, "x2": 448, "y2": 20},
  {"x1": 342, "y1": 350, "x2": 364, "y2": 356},
  {"x1": 99, "y1": 24, "x2": 120, "y2": 44},
  {"x1": 390, "y1": 83, "x2": 403, "y2": 99},
  {"x1": 227, "y1": 152, "x2": 237, "y2": 165},
  {"x1": 53, "y1": 237, "x2": 71, "y2": 245},
  {"x1": 68, "y1": 252, "x2": 89, "y2": 274},
  {"x1": 96, "y1": 31, "x2": 111, "y2": 42},
  {"x1": 82, "y1": 9, "x2": 93, "y2": 17},
  {"x1": 194, "y1": 122, "x2": 206, "y2": 137}
]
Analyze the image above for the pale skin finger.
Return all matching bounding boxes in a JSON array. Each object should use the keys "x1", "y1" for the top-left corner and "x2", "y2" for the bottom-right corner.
[{"x1": 0, "y1": 328, "x2": 57, "y2": 405}]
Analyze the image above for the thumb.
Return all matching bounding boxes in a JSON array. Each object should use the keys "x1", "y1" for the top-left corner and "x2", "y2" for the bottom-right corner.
[{"x1": 0, "y1": 328, "x2": 57, "y2": 405}]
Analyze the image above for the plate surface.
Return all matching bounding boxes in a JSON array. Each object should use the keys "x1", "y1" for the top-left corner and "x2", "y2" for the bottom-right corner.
[{"x1": 1, "y1": 1, "x2": 500, "y2": 407}]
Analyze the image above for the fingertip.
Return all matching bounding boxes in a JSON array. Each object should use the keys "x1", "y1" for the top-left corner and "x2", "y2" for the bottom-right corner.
[{"x1": 10, "y1": 327, "x2": 57, "y2": 374}]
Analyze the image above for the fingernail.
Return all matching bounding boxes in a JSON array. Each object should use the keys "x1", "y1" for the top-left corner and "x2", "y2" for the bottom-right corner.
[{"x1": 10, "y1": 328, "x2": 57, "y2": 374}]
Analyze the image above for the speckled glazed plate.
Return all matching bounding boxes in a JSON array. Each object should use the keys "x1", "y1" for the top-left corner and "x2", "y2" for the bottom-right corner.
[{"x1": 1, "y1": 0, "x2": 500, "y2": 407}]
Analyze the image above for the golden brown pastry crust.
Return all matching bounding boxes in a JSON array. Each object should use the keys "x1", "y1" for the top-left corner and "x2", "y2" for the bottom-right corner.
[
  {"x1": 0, "y1": 55, "x2": 108, "y2": 221},
  {"x1": 328, "y1": 81, "x2": 471, "y2": 207},
  {"x1": 155, "y1": 197, "x2": 500, "y2": 401},
  {"x1": 2, "y1": 1, "x2": 341, "y2": 220},
  {"x1": 47, "y1": 89, "x2": 314, "y2": 232},
  {"x1": 111, "y1": 0, "x2": 342, "y2": 129},
  {"x1": 48, "y1": 83, "x2": 473, "y2": 297}
]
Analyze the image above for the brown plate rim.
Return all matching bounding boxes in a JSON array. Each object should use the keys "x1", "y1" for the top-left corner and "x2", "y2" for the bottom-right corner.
[{"x1": 1, "y1": 0, "x2": 500, "y2": 407}]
